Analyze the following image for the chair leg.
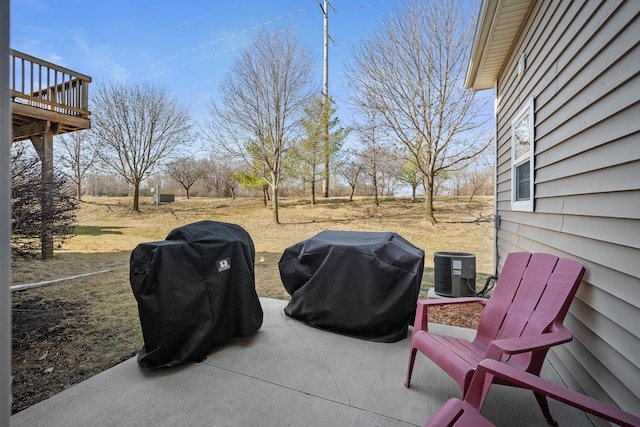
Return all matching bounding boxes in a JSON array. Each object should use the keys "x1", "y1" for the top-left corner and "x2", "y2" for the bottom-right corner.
[
  {"x1": 534, "y1": 391, "x2": 558, "y2": 426},
  {"x1": 405, "y1": 347, "x2": 417, "y2": 388}
]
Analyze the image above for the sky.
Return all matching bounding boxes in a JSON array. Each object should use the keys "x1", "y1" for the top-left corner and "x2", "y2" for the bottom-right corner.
[{"x1": 10, "y1": 0, "x2": 404, "y2": 125}]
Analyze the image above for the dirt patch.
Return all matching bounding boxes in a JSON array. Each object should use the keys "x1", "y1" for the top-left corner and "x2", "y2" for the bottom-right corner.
[
  {"x1": 12, "y1": 296, "x2": 94, "y2": 413},
  {"x1": 427, "y1": 301, "x2": 483, "y2": 329}
]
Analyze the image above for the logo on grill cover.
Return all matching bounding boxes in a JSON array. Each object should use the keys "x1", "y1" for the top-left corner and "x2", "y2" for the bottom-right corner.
[{"x1": 217, "y1": 258, "x2": 231, "y2": 272}]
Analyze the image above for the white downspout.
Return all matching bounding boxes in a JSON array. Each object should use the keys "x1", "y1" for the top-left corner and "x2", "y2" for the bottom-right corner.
[{"x1": 493, "y1": 79, "x2": 500, "y2": 276}]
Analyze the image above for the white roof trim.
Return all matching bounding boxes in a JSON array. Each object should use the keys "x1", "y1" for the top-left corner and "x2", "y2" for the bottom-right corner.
[{"x1": 465, "y1": 0, "x2": 534, "y2": 91}]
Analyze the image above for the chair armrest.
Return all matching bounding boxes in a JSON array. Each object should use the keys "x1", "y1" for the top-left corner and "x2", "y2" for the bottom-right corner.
[
  {"x1": 468, "y1": 360, "x2": 640, "y2": 427},
  {"x1": 485, "y1": 326, "x2": 573, "y2": 359},
  {"x1": 418, "y1": 297, "x2": 488, "y2": 308},
  {"x1": 412, "y1": 298, "x2": 487, "y2": 336}
]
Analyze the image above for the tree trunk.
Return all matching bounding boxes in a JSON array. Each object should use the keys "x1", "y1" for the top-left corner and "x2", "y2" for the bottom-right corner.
[
  {"x1": 424, "y1": 176, "x2": 437, "y2": 224},
  {"x1": 311, "y1": 180, "x2": 316, "y2": 205},
  {"x1": 373, "y1": 175, "x2": 379, "y2": 207},
  {"x1": 322, "y1": 146, "x2": 329, "y2": 198},
  {"x1": 133, "y1": 181, "x2": 140, "y2": 211},
  {"x1": 76, "y1": 180, "x2": 82, "y2": 202},
  {"x1": 272, "y1": 184, "x2": 280, "y2": 224}
]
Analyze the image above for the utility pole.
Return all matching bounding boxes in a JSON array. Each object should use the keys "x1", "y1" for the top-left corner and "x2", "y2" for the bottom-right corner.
[{"x1": 319, "y1": 0, "x2": 332, "y2": 198}]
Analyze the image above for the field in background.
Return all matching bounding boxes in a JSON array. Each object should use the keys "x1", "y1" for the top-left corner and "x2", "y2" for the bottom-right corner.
[
  {"x1": 13, "y1": 195, "x2": 495, "y2": 291},
  {"x1": 11, "y1": 195, "x2": 493, "y2": 413}
]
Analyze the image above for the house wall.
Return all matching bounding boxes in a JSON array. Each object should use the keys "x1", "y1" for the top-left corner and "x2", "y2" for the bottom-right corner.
[{"x1": 493, "y1": 0, "x2": 640, "y2": 422}]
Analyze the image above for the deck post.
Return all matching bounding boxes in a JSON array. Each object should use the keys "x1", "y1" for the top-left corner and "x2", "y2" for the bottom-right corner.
[{"x1": 30, "y1": 124, "x2": 56, "y2": 259}]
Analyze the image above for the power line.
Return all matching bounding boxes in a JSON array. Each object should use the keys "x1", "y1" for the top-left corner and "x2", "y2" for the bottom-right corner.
[
  {"x1": 334, "y1": 0, "x2": 396, "y2": 16},
  {"x1": 138, "y1": 16, "x2": 323, "y2": 84},
  {"x1": 134, "y1": 3, "x2": 317, "y2": 74},
  {"x1": 144, "y1": 1, "x2": 396, "y2": 91}
]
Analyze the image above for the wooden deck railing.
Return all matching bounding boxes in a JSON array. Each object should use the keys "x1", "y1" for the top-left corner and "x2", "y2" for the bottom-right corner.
[{"x1": 10, "y1": 49, "x2": 91, "y2": 118}]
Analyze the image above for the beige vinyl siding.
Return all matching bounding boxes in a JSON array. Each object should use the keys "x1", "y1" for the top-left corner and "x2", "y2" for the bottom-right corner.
[{"x1": 493, "y1": 0, "x2": 640, "y2": 423}]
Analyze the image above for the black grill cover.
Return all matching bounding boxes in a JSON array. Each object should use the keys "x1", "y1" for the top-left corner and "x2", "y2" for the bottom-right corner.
[
  {"x1": 130, "y1": 220, "x2": 263, "y2": 369},
  {"x1": 279, "y1": 230, "x2": 424, "y2": 342}
]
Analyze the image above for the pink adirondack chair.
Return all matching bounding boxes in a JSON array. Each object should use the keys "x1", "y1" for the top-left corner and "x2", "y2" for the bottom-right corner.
[
  {"x1": 405, "y1": 252, "x2": 586, "y2": 425},
  {"x1": 424, "y1": 359, "x2": 640, "y2": 427}
]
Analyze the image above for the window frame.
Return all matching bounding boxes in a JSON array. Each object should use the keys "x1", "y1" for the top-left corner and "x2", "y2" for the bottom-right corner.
[{"x1": 511, "y1": 97, "x2": 535, "y2": 212}]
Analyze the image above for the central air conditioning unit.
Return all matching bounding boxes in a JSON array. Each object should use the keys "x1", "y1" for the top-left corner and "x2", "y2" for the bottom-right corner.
[{"x1": 434, "y1": 252, "x2": 476, "y2": 297}]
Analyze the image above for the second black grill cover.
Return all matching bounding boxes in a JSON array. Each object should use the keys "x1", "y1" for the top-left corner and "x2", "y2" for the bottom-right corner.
[
  {"x1": 130, "y1": 220, "x2": 263, "y2": 369},
  {"x1": 279, "y1": 230, "x2": 424, "y2": 342}
]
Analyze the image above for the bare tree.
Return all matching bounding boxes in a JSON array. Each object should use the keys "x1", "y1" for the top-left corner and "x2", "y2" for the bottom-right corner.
[
  {"x1": 451, "y1": 158, "x2": 494, "y2": 201},
  {"x1": 352, "y1": 111, "x2": 393, "y2": 206},
  {"x1": 361, "y1": 144, "x2": 403, "y2": 199},
  {"x1": 56, "y1": 131, "x2": 97, "y2": 201},
  {"x1": 199, "y1": 158, "x2": 223, "y2": 196},
  {"x1": 88, "y1": 172, "x2": 130, "y2": 197},
  {"x1": 345, "y1": 0, "x2": 491, "y2": 224},
  {"x1": 217, "y1": 163, "x2": 242, "y2": 199},
  {"x1": 11, "y1": 143, "x2": 77, "y2": 258},
  {"x1": 464, "y1": 166, "x2": 493, "y2": 201},
  {"x1": 339, "y1": 156, "x2": 363, "y2": 202},
  {"x1": 166, "y1": 158, "x2": 205, "y2": 199},
  {"x1": 90, "y1": 81, "x2": 193, "y2": 211},
  {"x1": 203, "y1": 29, "x2": 315, "y2": 224}
]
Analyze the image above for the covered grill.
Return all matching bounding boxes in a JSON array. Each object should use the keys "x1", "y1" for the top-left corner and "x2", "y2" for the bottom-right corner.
[
  {"x1": 279, "y1": 230, "x2": 424, "y2": 342},
  {"x1": 130, "y1": 220, "x2": 263, "y2": 369}
]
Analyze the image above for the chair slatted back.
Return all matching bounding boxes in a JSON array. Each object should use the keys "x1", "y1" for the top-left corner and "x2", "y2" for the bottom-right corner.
[{"x1": 473, "y1": 253, "x2": 585, "y2": 370}]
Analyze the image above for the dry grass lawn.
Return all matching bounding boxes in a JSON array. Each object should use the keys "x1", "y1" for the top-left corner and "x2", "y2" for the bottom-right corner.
[
  {"x1": 11, "y1": 195, "x2": 493, "y2": 413},
  {"x1": 13, "y1": 195, "x2": 495, "y2": 292}
]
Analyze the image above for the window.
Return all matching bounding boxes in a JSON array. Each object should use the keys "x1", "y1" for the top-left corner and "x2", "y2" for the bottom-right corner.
[{"x1": 511, "y1": 97, "x2": 534, "y2": 211}]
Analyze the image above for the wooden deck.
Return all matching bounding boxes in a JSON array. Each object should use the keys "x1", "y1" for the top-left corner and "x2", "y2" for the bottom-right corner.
[
  {"x1": 10, "y1": 49, "x2": 91, "y2": 142},
  {"x1": 9, "y1": 49, "x2": 92, "y2": 259}
]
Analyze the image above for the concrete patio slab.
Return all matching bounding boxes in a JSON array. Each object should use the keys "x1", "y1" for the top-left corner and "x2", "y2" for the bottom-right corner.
[{"x1": 11, "y1": 298, "x2": 591, "y2": 426}]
